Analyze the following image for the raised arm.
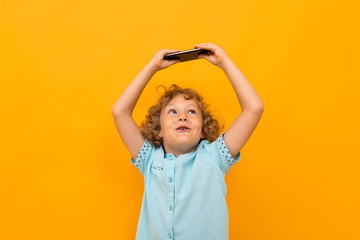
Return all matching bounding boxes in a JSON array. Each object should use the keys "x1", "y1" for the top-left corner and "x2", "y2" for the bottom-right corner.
[
  {"x1": 195, "y1": 43, "x2": 264, "y2": 157},
  {"x1": 111, "y1": 49, "x2": 180, "y2": 158}
]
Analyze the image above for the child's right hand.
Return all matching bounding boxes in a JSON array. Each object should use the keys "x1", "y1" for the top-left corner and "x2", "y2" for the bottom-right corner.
[{"x1": 148, "y1": 49, "x2": 181, "y2": 72}]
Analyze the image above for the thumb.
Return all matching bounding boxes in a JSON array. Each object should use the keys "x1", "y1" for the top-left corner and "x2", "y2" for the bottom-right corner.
[
  {"x1": 169, "y1": 59, "x2": 181, "y2": 65},
  {"x1": 198, "y1": 54, "x2": 208, "y2": 60}
]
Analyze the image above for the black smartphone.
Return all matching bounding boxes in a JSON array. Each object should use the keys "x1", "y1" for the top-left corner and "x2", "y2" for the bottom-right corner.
[{"x1": 163, "y1": 48, "x2": 209, "y2": 62}]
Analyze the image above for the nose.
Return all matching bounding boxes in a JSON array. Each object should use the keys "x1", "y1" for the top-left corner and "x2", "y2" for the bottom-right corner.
[{"x1": 178, "y1": 113, "x2": 187, "y2": 122}]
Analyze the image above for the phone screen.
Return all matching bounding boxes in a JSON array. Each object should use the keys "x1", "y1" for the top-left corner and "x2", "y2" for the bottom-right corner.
[{"x1": 163, "y1": 48, "x2": 209, "y2": 62}]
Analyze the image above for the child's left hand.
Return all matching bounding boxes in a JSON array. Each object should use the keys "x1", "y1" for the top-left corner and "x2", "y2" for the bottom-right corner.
[{"x1": 194, "y1": 43, "x2": 230, "y2": 68}]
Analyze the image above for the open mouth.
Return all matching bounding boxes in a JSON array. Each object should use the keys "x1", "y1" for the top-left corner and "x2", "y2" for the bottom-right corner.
[{"x1": 176, "y1": 126, "x2": 191, "y2": 131}]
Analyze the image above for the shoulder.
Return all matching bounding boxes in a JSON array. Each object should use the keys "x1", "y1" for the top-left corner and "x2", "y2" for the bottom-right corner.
[
  {"x1": 139, "y1": 139, "x2": 164, "y2": 159},
  {"x1": 197, "y1": 133, "x2": 241, "y2": 174},
  {"x1": 195, "y1": 138, "x2": 218, "y2": 160},
  {"x1": 130, "y1": 139, "x2": 165, "y2": 175},
  {"x1": 198, "y1": 135, "x2": 223, "y2": 153}
]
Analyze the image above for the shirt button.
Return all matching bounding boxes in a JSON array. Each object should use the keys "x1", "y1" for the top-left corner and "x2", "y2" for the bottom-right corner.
[
  {"x1": 168, "y1": 177, "x2": 173, "y2": 183},
  {"x1": 169, "y1": 205, "x2": 173, "y2": 211},
  {"x1": 168, "y1": 233, "x2": 172, "y2": 239}
]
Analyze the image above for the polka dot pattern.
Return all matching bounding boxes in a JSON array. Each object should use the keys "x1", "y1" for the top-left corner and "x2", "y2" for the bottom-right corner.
[
  {"x1": 131, "y1": 140, "x2": 151, "y2": 173},
  {"x1": 217, "y1": 133, "x2": 239, "y2": 167}
]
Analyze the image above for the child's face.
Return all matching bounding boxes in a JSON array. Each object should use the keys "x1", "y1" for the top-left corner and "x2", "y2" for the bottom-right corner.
[{"x1": 159, "y1": 94, "x2": 203, "y2": 156}]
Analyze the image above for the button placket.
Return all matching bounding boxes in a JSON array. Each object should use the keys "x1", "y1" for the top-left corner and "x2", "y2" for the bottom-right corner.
[{"x1": 166, "y1": 155, "x2": 175, "y2": 239}]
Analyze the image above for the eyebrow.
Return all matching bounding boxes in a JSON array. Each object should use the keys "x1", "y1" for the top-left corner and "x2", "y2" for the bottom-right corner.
[{"x1": 166, "y1": 103, "x2": 199, "y2": 109}]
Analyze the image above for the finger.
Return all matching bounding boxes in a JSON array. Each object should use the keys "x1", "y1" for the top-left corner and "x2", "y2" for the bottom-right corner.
[
  {"x1": 161, "y1": 49, "x2": 181, "y2": 58},
  {"x1": 199, "y1": 43, "x2": 218, "y2": 47},
  {"x1": 158, "y1": 49, "x2": 180, "y2": 55},
  {"x1": 194, "y1": 44, "x2": 205, "y2": 48},
  {"x1": 198, "y1": 54, "x2": 208, "y2": 60},
  {"x1": 203, "y1": 43, "x2": 220, "y2": 50},
  {"x1": 164, "y1": 49, "x2": 180, "y2": 53},
  {"x1": 195, "y1": 43, "x2": 214, "y2": 47},
  {"x1": 194, "y1": 44, "x2": 216, "y2": 52}
]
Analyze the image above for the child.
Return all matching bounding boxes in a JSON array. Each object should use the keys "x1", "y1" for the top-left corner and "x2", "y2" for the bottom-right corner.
[{"x1": 112, "y1": 43, "x2": 264, "y2": 240}]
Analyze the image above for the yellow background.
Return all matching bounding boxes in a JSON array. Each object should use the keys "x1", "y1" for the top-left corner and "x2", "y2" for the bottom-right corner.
[{"x1": 1, "y1": 0, "x2": 359, "y2": 239}]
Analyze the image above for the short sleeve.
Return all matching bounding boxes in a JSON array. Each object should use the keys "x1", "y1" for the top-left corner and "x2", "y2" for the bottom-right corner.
[
  {"x1": 130, "y1": 139, "x2": 152, "y2": 176},
  {"x1": 215, "y1": 133, "x2": 241, "y2": 174}
]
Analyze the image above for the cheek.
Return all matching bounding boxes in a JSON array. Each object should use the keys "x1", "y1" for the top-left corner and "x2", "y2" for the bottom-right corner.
[
  {"x1": 196, "y1": 117, "x2": 203, "y2": 127},
  {"x1": 158, "y1": 119, "x2": 164, "y2": 137},
  {"x1": 159, "y1": 119, "x2": 170, "y2": 137},
  {"x1": 158, "y1": 128, "x2": 163, "y2": 137},
  {"x1": 198, "y1": 119, "x2": 204, "y2": 135},
  {"x1": 194, "y1": 120, "x2": 203, "y2": 134}
]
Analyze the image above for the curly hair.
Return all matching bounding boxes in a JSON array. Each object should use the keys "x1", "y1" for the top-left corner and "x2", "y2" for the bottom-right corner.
[{"x1": 140, "y1": 84, "x2": 223, "y2": 147}]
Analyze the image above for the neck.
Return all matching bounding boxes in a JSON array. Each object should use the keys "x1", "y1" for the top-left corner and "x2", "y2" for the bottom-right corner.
[{"x1": 162, "y1": 144, "x2": 197, "y2": 158}]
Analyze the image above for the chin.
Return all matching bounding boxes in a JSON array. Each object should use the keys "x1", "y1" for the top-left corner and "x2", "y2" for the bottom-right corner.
[{"x1": 176, "y1": 139, "x2": 200, "y2": 149}]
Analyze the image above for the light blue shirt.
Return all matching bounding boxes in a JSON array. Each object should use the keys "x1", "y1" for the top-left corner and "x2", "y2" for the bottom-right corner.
[{"x1": 131, "y1": 133, "x2": 241, "y2": 240}]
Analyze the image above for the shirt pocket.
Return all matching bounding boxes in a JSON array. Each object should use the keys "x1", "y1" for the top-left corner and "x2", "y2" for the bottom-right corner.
[{"x1": 150, "y1": 159, "x2": 165, "y2": 177}]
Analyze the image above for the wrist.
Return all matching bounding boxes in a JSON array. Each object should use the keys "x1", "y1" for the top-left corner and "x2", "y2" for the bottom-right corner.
[
  {"x1": 145, "y1": 62, "x2": 159, "y2": 75},
  {"x1": 218, "y1": 57, "x2": 232, "y2": 70}
]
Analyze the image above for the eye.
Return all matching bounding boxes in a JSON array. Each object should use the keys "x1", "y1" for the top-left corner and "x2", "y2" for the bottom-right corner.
[
  {"x1": 168, "y1": 109, "x2": 177, "y2": 114},
  {"x1": 188, "y1": 109, "x2": 196, "y2": 114}
]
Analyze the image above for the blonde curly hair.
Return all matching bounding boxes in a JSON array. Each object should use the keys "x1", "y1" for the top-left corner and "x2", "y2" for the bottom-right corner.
[{"x1": 140, "y1": 84, "x2": 223, "y2": 147}]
